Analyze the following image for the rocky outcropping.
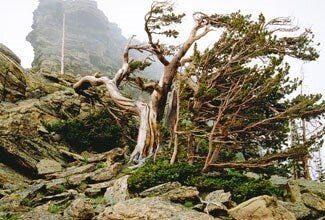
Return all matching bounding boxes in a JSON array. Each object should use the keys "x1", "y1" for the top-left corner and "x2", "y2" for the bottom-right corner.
[
  {"x1": 27, "y1": 0, "x2": 125, "y2": 75},
  {"x1": 0, "y1": 43, "x2": 21, "y2": 65},
  {"x1": 0, "y1": 45, "x2": 103, "y2": 180},
  {"x1": 0, "y1": 88, "x2": 82, "y2": 176},
  {"x1": 0, "y1": 148, "x2": 125, "y2": 217},
  {"x1": 27, "y1": 0, "x2": 162, "y2": 78},
  {"x1": 0, "y1": 44, "x2": 26, "y2": 102},
  {"x1": 229, "y1": 195, "x2": 296, "y2": 220},
  {"x1": 0, "y1": 44, "x2": 83, "y2": 177},
  {"x1": 2, "y1": 22, "x2": 325, "y2": 219},
  {"x1": 104, "y1": 175, "x2": 130, "y2": 206},
  {"x1": 98, "y1": 197, "x2": 215, "y2": 220},
  {"x1": 277, "y1": 178, "x2": 325, "y2": 219}
]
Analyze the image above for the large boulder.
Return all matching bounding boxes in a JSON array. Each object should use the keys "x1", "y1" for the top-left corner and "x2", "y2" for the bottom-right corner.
[
  {"x1": 0, "y1": 88, "x2": 83, "y2": 176},
  {"x1": 302, "y1": 192, "x2": 325, "y2": 212},
  {"x1": 24, "y1": 71, "x2": 77, "y2": 99},
  {"x1": 0, "y1": 44, "x2": 26, "y2": 102},
  {"x1": 36, "y1": 159, "x2": 62, "y2": 175},
  {"x1": 228, "y1": 195, "x2": 295, "y2": 220},
  {"x1": 104, "y1": 175, "x2": 130, "y2": 206},
  {"x1": 139, "y1": 182, "x2": 182, "y2": 197},
  {"x1": 19, "y1": 203, "x2": 61, "y2": 220},
  {"x1": 0, "y1": 162, "x2": 30, "y2": 203},
  {"x1": 63, "y1": 198, "x2": 95, "y2": 220},
  {"x1": 276, "y1": 179, "x2": 325, "y2": 219},
  {"x1": 278, "y1": 200, "x2": 311, "y2": 219},
  {"x1": 160, "y1": 186, "x2": 199, "y2": 202},
  {"x1": 202, "y1": 190, "x2": 232, "y2": 214},
  {"x1": 295, "y1": 179, "x2": 325, "y2": 200},
  {"x1": 0, "y1": 181, "x2": 45, "y2": 211},
  {"x1": 205, "y1": 190, "x2": 232, "y2": 205},
  {"x1": 98, "y1": 197, "x2": 215, "y2": 220},
  {"x1": 140, "y1": 182, "x2": 199, "y2": 202}
]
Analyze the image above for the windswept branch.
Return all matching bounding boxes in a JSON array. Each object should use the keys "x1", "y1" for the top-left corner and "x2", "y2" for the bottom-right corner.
[
  {"x1": 210, "y1": 147, "x2": 307, "y2": 169},
  {"x1": 73, "y1": 76, "x2": 140, "y2": 114},
  {"x1": 113, "y1": 36, "x2": 136, "y2": 86},
  {"x1": 144, "y1": 1, "x2": 172, "y2": 66}
]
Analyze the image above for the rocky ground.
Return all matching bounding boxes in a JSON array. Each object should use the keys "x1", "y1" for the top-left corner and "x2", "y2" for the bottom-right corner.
[{"x1": 1, "y1": 146, "x2": 325, "y2": 219}]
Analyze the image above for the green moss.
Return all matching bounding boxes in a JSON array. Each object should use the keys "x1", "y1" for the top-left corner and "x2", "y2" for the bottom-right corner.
[
  {"x1": 128, "y1": 160, "x2": 284, "y2": 203},
  {"x1": 8, "y1": 215, "x2": 19, "y2": 220},
  {"x1": 96, "y1": 162, "x2": 106, "y2": 169},
  {"x1": 93, "y1": 195, "x2": 105, "y2": 205},
  {"x1": 48, "y1": 204, "x2": 62, "y2": 214},
  {"x1": 55, "y1": 184, "x2": 66, "y2": 194},
  {"x1": 183, "y1": 200, "x2": 194, "y2": 208}
]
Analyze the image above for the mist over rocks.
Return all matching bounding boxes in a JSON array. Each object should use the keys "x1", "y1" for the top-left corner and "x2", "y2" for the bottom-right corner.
[
  {"x1": 26, "y1": 0, "x2": 124, "y2": 75},
  {"x1": 27, "y1": 0, "x2": 161, "y2": 78}
]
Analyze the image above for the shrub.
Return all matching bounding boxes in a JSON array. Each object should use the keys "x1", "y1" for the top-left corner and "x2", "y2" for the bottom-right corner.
[
  {"x1": 186, "y1": 170, "x2": 283, "y2": 203},
  {"x1": 128, "y1": 160, "x2": 284, "y2": 203},
  {"x1": 127, "y1": 159, "x2": 202, "y2": 192},
  {"x1": 44, "y1": 110, "x2": 122, "y2": 152}
]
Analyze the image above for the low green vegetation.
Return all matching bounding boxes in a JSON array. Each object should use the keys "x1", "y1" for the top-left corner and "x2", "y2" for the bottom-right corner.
[
  {"x1": 96, "y1": 161, "x2": 106, "y2": 169},
  {"x1": 186, "y1": 170, "x2": 283, "y2": 203},
  {"x1": 128, "y1": 159, "x2": 283, "y2": 203},
  {"x1": 55, "y1": 184, "x2": 66, "y2": 194},
  {"x1": 43, "y1": 110, "x2": 122, "y2": 152},
  {"x1": 183, "y1": 200, "x2": 194, "y2": 208},
  {"x1": 48, "y1": 203, "x2": 62, "y2": 214},
  {"x1": 92, "y1": 195, "x2": 105, "y2": 205},
  {"x1": 127, "y1": 159, "x2": 202, "y2": 192},
  {"x1": 0, "y1": 213, "x2": 19, "y2": 220}
]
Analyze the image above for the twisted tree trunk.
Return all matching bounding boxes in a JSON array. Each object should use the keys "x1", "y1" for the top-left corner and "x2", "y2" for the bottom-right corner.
[
  {"x1": 73, "y1": 6, "x2": 216, "y2": 163},
  {"x1": 73, "y1": 75, "x2": 159, "y2": 163}
]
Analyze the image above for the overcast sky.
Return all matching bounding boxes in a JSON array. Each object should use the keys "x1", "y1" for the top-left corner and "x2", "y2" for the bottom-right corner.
[{"x1": 0, "y1": 0, "x2": 324, "y2": 95}]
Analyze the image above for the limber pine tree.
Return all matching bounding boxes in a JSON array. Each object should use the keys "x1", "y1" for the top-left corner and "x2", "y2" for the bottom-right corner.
[
  {"x1": 73, "y1": 1, "x2": 229, "y2": 163},
  {"x1": 73, "y1": 1, "x2": 324, "y2": 168}
]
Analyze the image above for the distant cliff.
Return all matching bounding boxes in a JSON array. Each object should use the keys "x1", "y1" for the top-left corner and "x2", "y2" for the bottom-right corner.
[{"x1": 27, "y1": 0, "x2": 161, "y2": 78}]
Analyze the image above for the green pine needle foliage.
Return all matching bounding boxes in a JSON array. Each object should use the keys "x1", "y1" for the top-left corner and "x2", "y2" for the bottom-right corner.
[{"x1": 128, "y1": 159, "x2": 283, "y2": 203}]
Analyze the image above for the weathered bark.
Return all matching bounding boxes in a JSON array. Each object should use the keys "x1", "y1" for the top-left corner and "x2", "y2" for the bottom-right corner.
[
  {"x1": 74, "y1": 75, "x2": 159, "y2": 163},
  {"x1": 170, "y1": 86, "x2": 180, "y2": 164}
]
